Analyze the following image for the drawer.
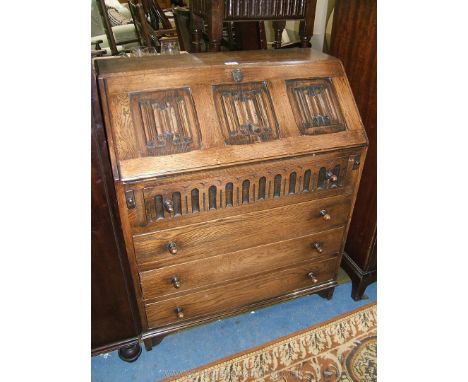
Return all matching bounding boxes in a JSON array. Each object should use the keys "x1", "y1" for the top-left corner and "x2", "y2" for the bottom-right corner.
[
  {"x1": 145, "y1": 256, "x2": 338, "y2": 329},
  {"x1": 126, "y1": 151, "x2": 359, "y2": 232},
  {"x1": 140, "y1": 227, "x2": 345, "y2": 300},
  {"x1": 134, "y1": 194, "x2": 352, "y2": 268}
]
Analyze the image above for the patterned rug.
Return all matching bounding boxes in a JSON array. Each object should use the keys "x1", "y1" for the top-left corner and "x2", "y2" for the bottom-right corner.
[{"x1": 163, "y1": 303, "x2": 377, "y2": 382}]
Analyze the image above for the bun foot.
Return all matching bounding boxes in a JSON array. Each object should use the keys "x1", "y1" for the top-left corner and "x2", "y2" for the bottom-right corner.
[{"x1": 118, "y1": 343, "x2": 142, "y2": 363}]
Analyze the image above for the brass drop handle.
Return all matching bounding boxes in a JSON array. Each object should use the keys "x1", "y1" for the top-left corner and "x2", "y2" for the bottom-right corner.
[
  {"x1": 326, "y1": 171, "x2": 338, "y2": 182},
  {"x1": 167, "y1": 242, "x2": 178, "y2": 255},
  {"x1": 171, "y1": 276, "x2": 181, "y2": 289},
  {"x1": 175, "y1": 307, "x2": 184, "y2": 319},
  {"x1": 320, "y1": 209, "x2": 331, "y2": 220},
  {"x1": 307, "y1": 272, "x2": 319, "y2": 283},
  {"x1": 163, "y1": 199, "x2": 174, "y2": 213},
  {"x1": 312, "y1": 242, "x2": 323, "y2": 253}
]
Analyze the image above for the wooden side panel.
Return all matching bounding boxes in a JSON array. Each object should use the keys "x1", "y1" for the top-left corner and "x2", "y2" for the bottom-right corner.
[
  {"x1": 91, "y1": 68, "x2": 140, "y2": 352},
  {"x1": 107, "y1": 93, "x2": 140, "y2": 161}
]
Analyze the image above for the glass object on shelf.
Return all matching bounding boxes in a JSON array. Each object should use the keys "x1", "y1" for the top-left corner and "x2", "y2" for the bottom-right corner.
[
  {"x1": 119, "y1": 46, "x2": 159, "y2": 57},
  {"x1": 160, "y1": 37, "x2": 180, "y2": 55}
]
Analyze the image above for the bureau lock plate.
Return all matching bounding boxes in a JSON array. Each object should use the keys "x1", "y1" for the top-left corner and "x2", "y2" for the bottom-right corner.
[{"x1": 231, "y1": 68, "x2": 243, "y2": 83}]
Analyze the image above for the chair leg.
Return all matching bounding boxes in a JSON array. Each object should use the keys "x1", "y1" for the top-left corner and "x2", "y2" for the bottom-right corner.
[
  {"x1": 300, "y1": 0, "x2": 318, "y2": 48},
  {"x1": 272, "y1": 20, "x2": 286, "y2": 49},
  {"x1": 191, "y1": 12, "x2": 203, "y2": 53},
  {"x1": 207, "y1": 3, "x2": 223, "y2": 52}
]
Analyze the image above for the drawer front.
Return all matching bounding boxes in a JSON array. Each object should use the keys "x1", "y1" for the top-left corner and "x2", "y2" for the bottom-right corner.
[
  {"x1": 145, "y1": 256, "x2": 338, "y2": 328},
  {"x1": 140, "y1": 227, "x2": 345, "y2": 300},
  {"x1": 125, "y1": 151, "x2": 359, "y2": 233},
  {"x1": 134, "y1": 194, "x2": 352, "y2": 268}
]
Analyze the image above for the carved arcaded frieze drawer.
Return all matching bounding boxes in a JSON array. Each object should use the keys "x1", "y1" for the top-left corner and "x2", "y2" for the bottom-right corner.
[{"x1": 124, "y1": 151, "x2": 361, "y2": 232}]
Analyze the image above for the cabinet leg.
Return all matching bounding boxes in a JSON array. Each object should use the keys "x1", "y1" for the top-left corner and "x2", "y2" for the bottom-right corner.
[
  {"x1": 318, "y1": 287, "x2": 335, "y2": 300},
  {"x1": 118, "y1": 343, "x2": 142, "y2": 363},
  {"x1": 300, "y1": 0, "x2": 317, "y2": 48},
  {"x1": 351, "y1": 278, "x2": 370, "y2": 301},
  {"x1": 341, "y1": 252, "x2": 377, "y2": 301}
]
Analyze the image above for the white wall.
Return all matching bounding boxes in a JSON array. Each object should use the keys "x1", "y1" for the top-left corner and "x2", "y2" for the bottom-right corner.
[{"x1": 310, "y1": 0, "x2": 329, "y2": 51}]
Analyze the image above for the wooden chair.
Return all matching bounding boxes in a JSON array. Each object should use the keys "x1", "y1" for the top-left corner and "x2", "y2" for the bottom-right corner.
[
  {"x1": 190, "y1": 0, "x2": 317, "y2": 52},
  {"x1": 173, "y1": 7, "x2": 191, "y2": 52},
  {"x1": 91, "y1": 40, "x2": 107, "y2": 57},
  {"x1": 95, "y1": 0, "x2": 140, "y2": 55},
  {"x1": 142, "y1": 0, "x2": 173, "y2": 30},
  {"x1": 128, "y1": 0, "x2": 181, "y2": 51}
]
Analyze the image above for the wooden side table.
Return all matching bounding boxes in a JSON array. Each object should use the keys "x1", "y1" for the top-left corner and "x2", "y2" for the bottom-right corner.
[{"x1": 190, "y1": 0, "x2": 317, "y2": 52}]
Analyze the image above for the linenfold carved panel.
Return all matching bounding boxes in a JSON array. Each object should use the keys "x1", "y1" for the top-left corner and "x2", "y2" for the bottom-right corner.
[
  {"x1": 213, "y1": 81, "x2": 280, "y2": 145},
  {"x1": 286, "y1": 78, "x2": 346, "y2": 135},
  {"x1": 130, "y1": 88, "x2": 202, "y2": 157}
]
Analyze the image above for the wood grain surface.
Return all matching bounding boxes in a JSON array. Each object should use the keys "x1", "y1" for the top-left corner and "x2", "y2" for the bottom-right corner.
[
  {"x1": 145, "y1": 256, "x2": 338, "y2": 328},
  {"x1": 140, "y1": 227, "x2": 344, "y2": 300},
  {"x1": 134, "y1": 194, "x2": 352, "y2": 267}
]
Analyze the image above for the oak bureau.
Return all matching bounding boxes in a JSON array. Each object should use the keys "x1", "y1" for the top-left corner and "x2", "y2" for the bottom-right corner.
[{"x1": 95, "y1": 49, "x2": 368, "y2": 351}]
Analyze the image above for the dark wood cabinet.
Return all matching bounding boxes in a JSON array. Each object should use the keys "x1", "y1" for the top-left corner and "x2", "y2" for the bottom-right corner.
[
  {"x1": 329, "y1": 0, "x2": 377, "y2": 300},
  {"x1": 95, "y1": 49, "x2": 368, "y2": 350},
  {"x1": 92, "y1": 64, "x2": 142, "y2": 361}
]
